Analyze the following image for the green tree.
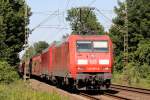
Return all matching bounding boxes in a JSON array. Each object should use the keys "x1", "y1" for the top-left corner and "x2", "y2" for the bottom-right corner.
[
  {"x1": 109, "y1": 1, "x2": 126, "y2": 71},
  {"x1": 127, "y1": 0, "x2": 150, "y2": 51},
  {"x1": 66, "y1": 7, "x2": 104, "y2": 35},
  {"x1": 0, "y1": 0, "x2": 31, "y2": 66},
  {"x1": 33, "y1": 41, "x2": 49, "y2": 54},
  {"x1": 110, "y1": 0, "x2": 150, "y2": 84},
  {"x1": 134, "y1": 40, "x2": 150, "y2": 65}
]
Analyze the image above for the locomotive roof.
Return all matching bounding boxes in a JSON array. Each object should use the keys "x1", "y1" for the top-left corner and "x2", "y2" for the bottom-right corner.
[
  {"x1": 54, "y1": 39, "x2": 67, "y2": 47},
  {"x1": 71, "y1": 34, "x2": 110, "y2": 38},
  {"x1": 41, "y1": 39, "x2": 68, "y2": 53},
  {"x1": 40, "y1": 35, "x2": 111, "y2": 53}
]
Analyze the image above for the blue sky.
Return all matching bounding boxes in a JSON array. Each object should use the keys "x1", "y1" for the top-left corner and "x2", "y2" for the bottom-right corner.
[{"x1": 26, "y1": 0, "x2": 119, "y2": 45}]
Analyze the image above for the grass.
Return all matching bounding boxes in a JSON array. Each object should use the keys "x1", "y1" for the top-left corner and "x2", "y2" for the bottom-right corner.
[
  {"x1": 0, "y1": 80, "x2": 68, "y2": 100},
  {"x1": 112, "y1": 72, "x2": 150, "y2": 89}
]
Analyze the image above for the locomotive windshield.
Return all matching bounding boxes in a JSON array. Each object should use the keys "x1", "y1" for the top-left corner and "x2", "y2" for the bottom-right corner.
[
  {"x1": 93, "y1": 41, "x2": 108, "y2": 52},
  {"x1": 76, "y1": 40, "x2": 108, "y2": 52},
  {"x1": 76, "y1": 41, "x2": 92, "y2": 52}
]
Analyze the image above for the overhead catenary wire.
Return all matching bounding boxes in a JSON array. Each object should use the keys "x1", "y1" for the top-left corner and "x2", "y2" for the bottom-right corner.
[
  {"x1": 88, "y1": 0, "x2": 97, "y2": 6},
  {"x1": 94, "y1": 7, "x2": 124, "y2": 32},
  {"x1": 29, "y1": 1, "x2": 119, "y2": 43},
  {"x1": 32, "y1": 11, "x2": 64, "y2": 15},
  {"x1": 30, "y1": 7, "x2": 116, "y2": 34},
  {"x1": 39, "y1": 26, "x2": 69, "y2": 30},
  {"x1": 95, "y1": 8, "x2": 113, "y2": 23},
  {"x1": 30, "y1": 10, "x2": 60, "y2": 33},
  {"x1": 48, "y1": 25, "x2": 70, "y2": 43},
  {"x1": 61, "y1": 0, "x2": 71, "y2": 29},
  {"x1": 42, "y1": 24, "x2": 62, "y2": 26},
  {"x1": 94, "y1": 11, "x2": 113, "y2": 30},
  {"x1": 30, "y1": 0, "x2": 72, "y2": 43},
  {"x1": 73, "y1": 0, "x2": 97, "y2": 33}
]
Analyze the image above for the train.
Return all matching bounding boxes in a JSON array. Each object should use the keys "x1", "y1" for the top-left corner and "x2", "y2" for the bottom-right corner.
[{"x1": 19, "y1": 35, "x2": 113, "y2": 90}]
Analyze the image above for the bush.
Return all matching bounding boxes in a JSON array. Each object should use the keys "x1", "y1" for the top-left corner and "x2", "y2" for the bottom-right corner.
[
  {"x1": 0, "y1": 80, "x2": 68, "y2": 100},
  {"x1": 139, "y1": 63, "x2": 150, "y2": 78},
  {"x1": 114, "y1": 53, "x2": 124, "y2": 72},
  {"x1": 0, "y1": 60, "x2": 19, "y2": 83},
  {"x1": 122, "y1": 62, "x2": 141, "y2": 85}
]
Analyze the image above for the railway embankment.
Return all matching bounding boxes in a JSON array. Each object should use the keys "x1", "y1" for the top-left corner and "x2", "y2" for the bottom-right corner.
[
  {"x1": 28, "y1": 79, "x2": 150, "y2": 100},
  {"x1": 29, "y1": 79, "x2": 88, "y2": 100}
]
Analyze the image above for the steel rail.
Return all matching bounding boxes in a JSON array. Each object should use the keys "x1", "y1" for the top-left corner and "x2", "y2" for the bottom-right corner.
[
  {"x1": 80, "y1": 92, "x2": 131, "y2": 100},
  {"x1": 111, "y1": 84, "x2": 150, "y2": 95},
  {"x1": 104, "y1": 93, "x2": 131, "y2": 100},
  {"x1": 79, "y1": 93, "x2": 100, "y2": 100}
]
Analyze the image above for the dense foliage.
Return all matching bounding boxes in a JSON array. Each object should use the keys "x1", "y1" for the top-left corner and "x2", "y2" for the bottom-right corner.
[
  {"x1": 66, "y1": 7, "x2": 104, "y2": 35},
  {"x1": 0, "y1": 0, "x2": 30, "y2": 66},
  {"x1": 110, "y1": 0, "x2": 150, "y2": 84},
  {"x1": 0, "y1": 0, "x2": 30, "y2": 83},
  {"x1": 33, "y1": 41, "x2": 49, "y2": 54},
  {"x1": 0, "y1": 60, "x2": 19, "y2": 83}
]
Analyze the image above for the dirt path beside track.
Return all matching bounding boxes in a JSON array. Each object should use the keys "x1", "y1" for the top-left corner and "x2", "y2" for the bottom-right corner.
[{"x1": 28, "y1": 79, "x2": 88, "y2": 100}]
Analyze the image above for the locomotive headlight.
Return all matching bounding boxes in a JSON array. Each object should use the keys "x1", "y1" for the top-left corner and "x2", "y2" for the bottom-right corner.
[
  {"x1": 77, "y1": 59, "x2": 88, "y2": 65},
  {"x1": 99, "y1": 59, "x2": 109, "y2": 65}
]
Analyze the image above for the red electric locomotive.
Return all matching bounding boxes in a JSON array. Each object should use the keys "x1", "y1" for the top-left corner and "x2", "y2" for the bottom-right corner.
[
  {"x1": 20, "y1": 35, "x2": 113, "y2": 90},
  {"x1": 50, "y1": 35, "x2": 113, "y2": 90}
]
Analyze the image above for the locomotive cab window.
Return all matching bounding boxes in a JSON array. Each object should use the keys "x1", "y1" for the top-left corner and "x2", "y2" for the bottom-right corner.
[
  {"x1": 93, "y1": 41, "x2": 108, "y2": 52},
  {"x1": 77, "y1": 41, "x2": 92, "y2": 52}
]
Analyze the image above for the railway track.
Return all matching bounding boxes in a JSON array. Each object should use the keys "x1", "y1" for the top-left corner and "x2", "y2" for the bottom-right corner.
[
  {"x1": 104, "y1": 93, "x2": 131, "y2": 100},
  {"x1": 111, "y1": 84, "x2": 150, "y2": 95},
  {"x1": 80, "y1": 93, "x2": 100, "y2": 100},
  {"x1": 80, "y1": 92, "x2": 131, "y2": 100},
  {"x1": 79, "y1": 84, "x2": 150, "y2": 100}
]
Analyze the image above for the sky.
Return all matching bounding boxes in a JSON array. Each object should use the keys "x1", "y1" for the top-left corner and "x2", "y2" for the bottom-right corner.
[
  {"x1": 20, "y1": 0, "x2": 119, "y2": 57},
  {"x1": 26, "y1": 0, "x2": 119, "y2": 45}
]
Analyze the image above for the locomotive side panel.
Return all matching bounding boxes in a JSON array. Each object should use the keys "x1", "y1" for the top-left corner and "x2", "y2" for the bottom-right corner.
[
  {"x1": 41, "y1": 49, "x2": 50, "y2": 76},
  {"x1": 68, "y1": 36, "x2": 77, "y2": 79},
  {"x1": 52, "y1": 42, "x2": 70, "y2": 77}
]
